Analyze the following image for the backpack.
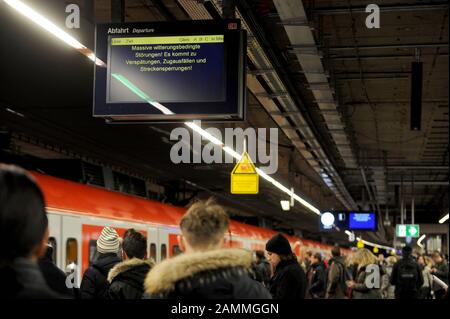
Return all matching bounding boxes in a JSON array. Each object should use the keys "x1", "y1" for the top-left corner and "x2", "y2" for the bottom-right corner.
[
  {"x1": 338, "y1": 262, "x2": 352, "y2": 295},
  {"x1": 397, "y1": 259, "x2": 419, "y2": 294},
  {"x1": 324, "y1": 260, "x2": 351, "y2": 296}
]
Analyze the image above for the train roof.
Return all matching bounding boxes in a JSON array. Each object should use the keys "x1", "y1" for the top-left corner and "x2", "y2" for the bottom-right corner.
[{"x1": 32, "y1": 172, "x2": 278, "y2": 241}]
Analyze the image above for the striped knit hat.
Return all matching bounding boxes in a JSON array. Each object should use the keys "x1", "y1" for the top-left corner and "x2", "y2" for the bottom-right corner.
[{"x1": 97, "y1": 227, "x2": 120, "y2": 254}]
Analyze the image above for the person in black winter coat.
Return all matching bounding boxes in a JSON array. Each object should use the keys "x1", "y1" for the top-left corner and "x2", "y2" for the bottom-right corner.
[
  {"x1": 80, "y1": 227, "x2": 121, "y2": 299},
  {"x1": 266, "y1": 233, "x2": 307, "y2": 300},
  {"x1": 390, "y1": 246, "x2": 423, "y2": 299},
  {"x1": 0, "y1": 165, "x2": 65, "y2": 299},
  {"x1": 144, "y1": 198, "x2": 271, "y2": 299},
  {"x1": 107, "y1": 229, "x2": 154, "y2": 299},
  {"x1": 307, "y1": 253, "x2": 327, "y2": 299},
  {"x1": 38, "y1": 245, "x2": 73, "y2": 296}
]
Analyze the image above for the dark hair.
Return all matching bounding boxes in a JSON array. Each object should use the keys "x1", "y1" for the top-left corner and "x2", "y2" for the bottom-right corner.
[
  {"x1": 402, "y1": 245, "x2": 412, "y2": 256},
  {"x1": 305, "y1": 250, "x2": 312, "y2": 257},
  {"x1": 279, "y1": 253, "x2": 296, "y2": 261},
  {"x1": 0, "y1": 165, "x2": 48, "y2": 264},
  {"x1": 313, "y1": 252, "x2": 322, "y2": 262},
  {"x1": 255, "y1": 250, "x2": 265, "y2": 260},
  {"x1": 331, "y1": 245, "x2": 341, "y2": 257},
  {"x1": 122, "y1": 229, "x2": 147, "y2": 259}
]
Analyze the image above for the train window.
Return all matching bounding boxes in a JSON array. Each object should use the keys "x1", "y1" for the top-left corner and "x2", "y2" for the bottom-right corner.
[
  {"x1": 89, "y1": 240, "x2": 97, "y2": 265},
  {"x1": 172, "y1": 245, "x2": 182, "y2": 256},
  {"x1": 150, "y1": 243, "x2": 156, "y2": 261},
  {"x1": 48, "y1": 237, "x2": 57, "y2": 264},
  {"x1": 65, "y1": 238, "x2": 78, "y2": 267},
  {"x1": 161, "y1": 244, "x2": 167, "y2": 261}
]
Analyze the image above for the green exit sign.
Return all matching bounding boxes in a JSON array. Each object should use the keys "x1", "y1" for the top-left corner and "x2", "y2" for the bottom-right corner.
[{"x1": 396, "y1": 224, "x2": 420, "y2": 238}]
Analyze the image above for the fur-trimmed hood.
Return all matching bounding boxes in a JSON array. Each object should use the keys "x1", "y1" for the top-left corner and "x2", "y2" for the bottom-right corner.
[
  {"x1": 144, "y1": 249, "x2": 253, "y2": 296},
  {"x1": 108, "y1": 258, "x2": 155, "y2": 283}
]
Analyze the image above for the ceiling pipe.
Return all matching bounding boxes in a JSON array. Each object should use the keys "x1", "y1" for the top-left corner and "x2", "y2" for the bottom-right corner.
[
  {"x1": 325, "y1": 43, "x2": 449, "y2": 51},
  {"x1": 411, "y1": 175, "x2": 415, "y2": 225},
  {"x1": 361, "y1": 167, "x2": 387, "y2": 240},
  {"x1": 400, "y1": 175, "x2": 404, "y2": 224},
  {"x1": 313, "y1": 3, "x2": 448, "y2": 14}
]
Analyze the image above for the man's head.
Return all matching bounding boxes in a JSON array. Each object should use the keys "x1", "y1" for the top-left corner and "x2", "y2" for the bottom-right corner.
[
  {"x1": 0, "y1": 164, "x2": 49, "y2": 264},
  {"x1": 304, "y1": 250, "x2": 312, "y2": 262},
  {"x1": 432, "y1": 251, "x2": 443, "y2": 264},
  {"x1": 378, "y1": 254, "x2": 385, "y2": 262},
  {"x1": 265, "y1": 233, "x2": 293, "y2": 268},
  {"x1": 179, "y1": 198, "x2": 229, "y2": 253},
  {"x1": 402, "y1": 245, "x2": 412, "y2": 258},
  {"x1": 311, "y1": 252, "x2": 322, "y2": 265},
  {"x1": 122, "y1": 229, "x2": 147, "y2": 260},
  {"x1": 331, "y1": 245, "x2": 341, "y2": 257}
]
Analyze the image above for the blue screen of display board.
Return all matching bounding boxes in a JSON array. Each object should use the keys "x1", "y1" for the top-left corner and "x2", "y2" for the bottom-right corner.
[{"x1": 349, "y1": 212, "x2": 376, "y2": 230}]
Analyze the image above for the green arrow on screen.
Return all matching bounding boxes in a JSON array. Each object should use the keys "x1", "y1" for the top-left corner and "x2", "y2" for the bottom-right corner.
[{"x1": 407, "y1": 225, "x2": 419, "y2": 238}]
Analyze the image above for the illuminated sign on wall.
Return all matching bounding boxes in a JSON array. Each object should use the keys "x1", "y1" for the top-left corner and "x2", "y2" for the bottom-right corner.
[{"x1": 320, "y1": 211, "x2": 377, "y2": 231}]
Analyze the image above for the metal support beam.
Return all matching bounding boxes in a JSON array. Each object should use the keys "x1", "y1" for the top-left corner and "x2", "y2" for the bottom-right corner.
[
  {"x1": 248, "y1": 69, "x2": 275, "y2": 75},
  {"x1": 328, "y1": 43, "x2": 449, "y2": 51},
  {"x1": 269, "y1": 110, "x2": 302, "y2": 116},
  {"x1": 337, "y1": 76, "x2": 409, "y2": 80},
  {"x1": 411, "y1": 175, "x2": 415, "y2": 225},
  {"x1": 222, "y1": 0, "x2": 236, "y2": 19},
  {"x1": 313, "y1": 3, "x2": 448, "y2": 15},
  {"x1": 389, "y1": 181, "x2": 449, "y2": 186},
  {"x1": 111, "y1": 0, "x2": 125, "y2": 23},
  {"x1": 85, "y1": 0, "x2": 95, "y2": 23},
  {"x1": 254, "y1": 92, "x2": 288, "y2": 99},
  {"x1": 330, "y1": 53, "x2": 449, "y2": 61},
  {"x1": 400, "y1": 175, "x2": 404, "y2": 224},
  {"x1": 380, "y1": 166, "x2": 449, "y2": 170},
  {"x1": 277, "y1": 18, "x2": 312, "y2": 28}
]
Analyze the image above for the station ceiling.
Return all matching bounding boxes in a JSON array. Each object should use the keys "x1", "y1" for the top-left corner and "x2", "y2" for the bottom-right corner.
[{"x1": 0, "y1": 0, "x2": 448, "y2": 246}]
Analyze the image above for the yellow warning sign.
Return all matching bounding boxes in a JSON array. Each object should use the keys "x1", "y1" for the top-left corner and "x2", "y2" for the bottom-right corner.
[{"x1": 231, "y1": 152, "x2": 259, "y2": 194}]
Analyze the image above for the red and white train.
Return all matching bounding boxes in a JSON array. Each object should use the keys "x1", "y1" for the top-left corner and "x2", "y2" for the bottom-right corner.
[{"x1": 32, "y1": 172, "x2": 349, "y2": 285}]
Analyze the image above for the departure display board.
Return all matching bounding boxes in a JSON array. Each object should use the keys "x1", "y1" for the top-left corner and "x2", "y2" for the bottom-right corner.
[
  {"x1": 319, "y1": 211, "x2": 377, "y2": 231},
  {"x1": 93, "y1": 20, "x2": 246, "y2": 123},
  {"x1": 349, "y1": 212, "x2": 376, "y2": 230}
]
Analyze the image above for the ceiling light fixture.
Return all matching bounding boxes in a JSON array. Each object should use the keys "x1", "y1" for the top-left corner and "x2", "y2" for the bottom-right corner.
[
  {"x1": 4, "y1": 0, "x2": 105, "y2": 66},
  {"x1": 417, "y1": 234, "x2": 426, "y2": 248},
  {"x1": 280, "y1": 200, "x2": 290, "y2": 211},
  {"x1": 439, "y1": 213, "x2": 449, "y2": 224}
]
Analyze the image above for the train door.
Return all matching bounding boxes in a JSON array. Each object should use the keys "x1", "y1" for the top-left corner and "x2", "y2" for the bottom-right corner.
[
  {"x1": 62, "y1": 215, "x2": 82, "y2": 287},
  {"x1": 157, "y1": 228, "x2": 169, "y2": 263},
  {"x1": 158, "y1": 228, "x2": 181, "y2": 260},
  {"x1": 168, "y1": 232, "x2": 182, "y2": 258},
  {"x1": 147, "y1": 226, "x2": 159, "y2": 263},
  {"x1": 47, "y1": 212, "x2": 62, "y2": 270}
]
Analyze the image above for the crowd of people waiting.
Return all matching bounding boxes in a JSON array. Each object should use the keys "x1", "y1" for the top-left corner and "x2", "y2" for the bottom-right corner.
[{"x1": 0, "y1": 164, "x2": 448, "y2": 299}]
